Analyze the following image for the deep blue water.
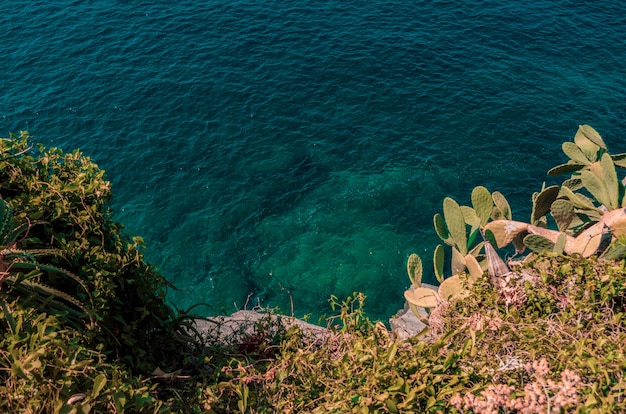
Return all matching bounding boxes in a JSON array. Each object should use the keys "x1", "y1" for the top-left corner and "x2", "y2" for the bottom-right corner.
[{"x1": 1, "y1": 1, "x2": 626, "y2": 321}]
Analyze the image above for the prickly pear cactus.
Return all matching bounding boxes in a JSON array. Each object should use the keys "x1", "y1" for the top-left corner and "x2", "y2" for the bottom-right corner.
[
  {"x1": 523, "y1": 234, "x2": 556, "y2": 254},
  {"x1": 406, "y1": 253, "x2": 422, "y2": 287}
]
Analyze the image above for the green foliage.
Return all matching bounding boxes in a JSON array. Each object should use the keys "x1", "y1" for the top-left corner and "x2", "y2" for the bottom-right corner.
[
  {"x1": 0, "y1": 300, "x2": 162, "y2": 413},
  {"x1": 7, "y1": 124, "x2": 626, "y2": 412},
  {"x1": 484, "y1": 125, "x2": 626, "y2": 259},
  {"x1": 194, "y1": 252, "x2": 626, "y2": 412},
  {"x1": 404, "y1": 187, "x2": 512, "y2": 313},
  {"x1": 0, "y1": 196, "x2": 95, "y2": 327},
  {"x1": 0, "y1": 131, "x2": 200, "y2": 411},
  {"x1": 196, "y1": 125, "x2": 626, "y2": 412}
]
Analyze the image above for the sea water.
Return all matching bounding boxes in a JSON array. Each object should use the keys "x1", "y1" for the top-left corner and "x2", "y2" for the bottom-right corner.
[{"x1": 1, "y1": 1, "x2": 625, "y2": 321}]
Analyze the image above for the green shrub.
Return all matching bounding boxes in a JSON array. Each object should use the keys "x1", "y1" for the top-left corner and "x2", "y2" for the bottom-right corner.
[{"x1": 0, "y1": 131, "x2": 198, "y2": 411}]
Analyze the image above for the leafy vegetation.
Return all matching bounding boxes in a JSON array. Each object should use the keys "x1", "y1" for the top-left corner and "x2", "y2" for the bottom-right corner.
[
  {"x1": 0, "y1": 131, "x2": 198, "y2": 412},
  {"x1": 3, "y1": 126, "x2": 626, "y2": 412}
]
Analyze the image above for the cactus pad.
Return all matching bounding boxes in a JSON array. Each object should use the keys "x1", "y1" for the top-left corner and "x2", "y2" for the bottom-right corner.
[
  {"x1": 523, "y1": 234, "x2": 556, "y2": 253},
  {"x1": 548, "y1": 162, "x2": 585, "y2": 177},
  {"x1": 550, "y1": 199, "x2": 575, "y2": 232},
  {"x1": 464, "y1": 253, "x2": 483, "y2": 283},
  {"x1": 491, "y1": 191, "x2": 511, "y2": 220},
  {"x1": 581, "y1": 170, "x2": 613, "y2": 210},
  {"x1": 433, "y1": 213, "x2": 451, "y2": 245},
  {"x1": 471, "y1": 186, "x2": 493, "y2": 226},
  {"x1": 406, "y1": 253, "x2": 422, "y2": 287},
  {"x1": 562, "y1": 141, "x2": 591, "y2": 165},
  {"x1": 433, "y1": 244, "x2": 445, "y2": 283},
  {"x1": 531, "y1": 185, "x2": 560, "y2": 225},
  {"x1": 577, "y1": 124, "x2": 607, "y2": 151},
  {"x1": 451, "y1": 246, "x2": 466, "y2": 274},
  {"x1": 611, "y1": 153, "x2": 626, "y2": 168},
  {"x1": 438, "y1": 275, "x2": 469, "y2": 302},
  {"x1": 404, "y1": 287, "x2": 440, "y2": 309},
  {"x1": 443, "y1": 197, "x2": 467, "y2": 255}
]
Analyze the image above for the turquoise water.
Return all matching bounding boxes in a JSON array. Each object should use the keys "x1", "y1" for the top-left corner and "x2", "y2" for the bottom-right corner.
[{"x1": 1, "y1": 1, "x2": 626, "y2": 321}]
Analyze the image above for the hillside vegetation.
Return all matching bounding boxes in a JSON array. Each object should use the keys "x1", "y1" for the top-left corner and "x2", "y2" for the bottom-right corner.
[{"x1": 2, "y1": 126, "x2": 626, "y2": 413}]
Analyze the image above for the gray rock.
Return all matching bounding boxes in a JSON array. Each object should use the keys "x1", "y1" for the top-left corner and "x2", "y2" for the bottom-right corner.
[
  {"x1": 194, "y1": 310, "x2": 330, "y2": 345},
  {"x1": 389, "y1": 283, "x2": 437, "y2": 341}
]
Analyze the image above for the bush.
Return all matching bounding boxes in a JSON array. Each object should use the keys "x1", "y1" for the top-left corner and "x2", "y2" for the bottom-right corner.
[{"x1": 0, "y1": 131, "x2": 197, "y2": 412}]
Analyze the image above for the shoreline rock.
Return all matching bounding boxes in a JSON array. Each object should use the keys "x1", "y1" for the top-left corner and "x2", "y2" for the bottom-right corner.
[{"x1": 194, "y1": 284, "x2": 437, "y2": 344}]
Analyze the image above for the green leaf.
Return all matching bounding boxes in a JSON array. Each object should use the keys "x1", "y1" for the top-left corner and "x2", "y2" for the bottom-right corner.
[
  {"x1": 11, "y1": 360, "x2": 30, "y2": 380},
  {"x1": 91, "y1": 373, "x2": 107, "y2": 398},
  {"x1": 0, "y1": 301, "x2": 17, "y2": 334}
]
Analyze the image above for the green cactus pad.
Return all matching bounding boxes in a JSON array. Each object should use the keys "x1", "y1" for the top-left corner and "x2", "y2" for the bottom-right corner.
[
  {"x1": 492, "y1": 191, "x2": 512, "y2": 220},
  {"x1": 550, "y1": 199, "x2": 575, "y2": 232},
  {"x1": 464, "y1": 253, "x2": 483, "y2": 283},
  {"x1": 438, "y1": 275, "x2": 470, "y2": 302},
  {"x1": 547, "y1": 162, "x2": 585, "y2": 177},
  {"x1": 527, "y1": 224, "x2": 568, "y2": 243},
  {"x1": 578, "y1": 124, "x2": 607, "y2": 151},
  {"x1": 581, "y1": 169, "x2": 613, "y2": 210},
  {"x1": 562, "y1": 177, "x2": 583, "y2": 191},
  {"x1": 562, "y1": 141, "x2": 591, "y2": 165},
  {"x1": 523, "y1": 234, "x2": 556, "y2": 253},
  {"x1": 433, "y1": 244, "x2": 445, "y2": 283},
  {"x1": 433, "y1": 213, "x2": 452, "y2": 245},
  {"x1": 574, "y1": 126, "x2": 601, "y2": 161},
  {"x1": 471, "y1": 186, "x2": 493, "y2": 226},
  {"x1": 443, "y1": 197, "x2": 468, "y2": 255},
  {"x1": 598, "y1": 152, "x2": 619, "y2": 210},
  {"x1": 554, "y1": 232, "x2": 568, "y2": 254},
  {"x1": 406, "y1": 253, "x2": 423, "y2": 287},
  {"x1": 559, "y1": 186, "x2": 598, "y2": 211},
  {"x1": 611, "y1": 153, "x2": 626, "y2": 168},
  {"x1": 461, "y1": 205, "x2": 481, "y2": 233},
  {"x1": 531, "y1": 185, "x2": 560, "y2": 225},
  {"x1": 404, "y1": 287, "x2": 440, "y2": 309},
  {"x1": 451, "y1": 246, "x2": 466, "y2": 274}
]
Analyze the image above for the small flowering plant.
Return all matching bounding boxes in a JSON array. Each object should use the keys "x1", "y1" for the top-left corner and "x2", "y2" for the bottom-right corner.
[{"x1": 451, "y1": 358, "x2": 581, "y2": 413}]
